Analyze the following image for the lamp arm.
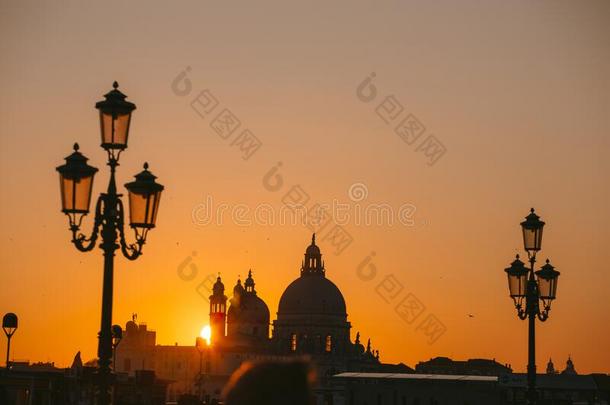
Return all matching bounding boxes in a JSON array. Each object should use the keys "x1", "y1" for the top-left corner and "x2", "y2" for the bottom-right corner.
[
  {"x1": 71, "y1": 196, "x2": 103, "y2": 252},
  {"x1": 537, "y1": 305, "x2": 550, "y2": 322},
  {"x1": 511, "y1": 298, "x2": 528, "y2": 320},
  {"x1": 117, "y1": 198, "x2": 143, "y2": 261}
]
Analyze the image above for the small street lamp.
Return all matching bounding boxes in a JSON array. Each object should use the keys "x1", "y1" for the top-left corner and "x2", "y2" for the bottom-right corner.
[
  {"x1": 112, "y1": 324, "x2": 123, "y2": 370},
  {"x1": 2, "y1": 313, "x2": 18, "y2": 368},
  {"x1": 56, "y1": 82, "x2": 165, "y2": 405},
  {"x1": 504, "y1": 208, "x2": 561, "y2": 404},
  {"x1": 195, "y1": 336, "x2": 209, "y2": 402},
  {"x1": 111, "y1": 324, "x2": 123, "y2": 404}
]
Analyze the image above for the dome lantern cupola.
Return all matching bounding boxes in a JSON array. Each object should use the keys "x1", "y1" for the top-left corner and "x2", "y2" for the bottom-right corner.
[
  {"x1": 227, "y1": 271, "x2": 270, "y2": 340},
  {"x1": 302, "y1": 233, "x2": 325, "y2": 276},
  {"x1": 234, "y1": 278, "x2": 245, "y2": 296},
  {"x1": 245, "y1": 270, "x2": 256, "y2": 294},
  {"x1": 212, "y1": 275, "x2": 225, "y2": 295}
]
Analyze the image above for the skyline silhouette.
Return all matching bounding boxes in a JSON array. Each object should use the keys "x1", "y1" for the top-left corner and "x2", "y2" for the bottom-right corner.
[{"x1": 1, "y1": 0, "x2": 609, "y2": 381}]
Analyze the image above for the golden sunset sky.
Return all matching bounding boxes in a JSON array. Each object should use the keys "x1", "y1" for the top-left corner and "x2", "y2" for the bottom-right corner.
[{"x1": 1, "y1": 1, "x2": 609, "y2": 373}]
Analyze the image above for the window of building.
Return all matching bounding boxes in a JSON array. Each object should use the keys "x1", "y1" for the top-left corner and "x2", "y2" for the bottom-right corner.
[
  {"x1": 124, "y1": 358, "x2": 131, "y2": 372},
  {"x1": 291, "y1": 334, "x2": 297, "y2": 351},
  {"x1": 325, "y1": 335, "x2": 332, "y2": 352}
]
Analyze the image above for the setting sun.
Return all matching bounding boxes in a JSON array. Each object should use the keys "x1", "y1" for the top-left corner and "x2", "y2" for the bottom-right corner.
[{"x1": 200, "y1": 325, "x2": 211, "y2": 346}]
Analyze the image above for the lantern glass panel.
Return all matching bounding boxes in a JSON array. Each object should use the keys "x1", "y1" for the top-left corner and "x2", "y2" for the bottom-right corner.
[
  {"x1": 507, "y1": 272, "x2": 527, "y2": 298},
  {"x1": 100, "y1": 111, "x2": 131, "y2": 149},
  {"x1": 537, "y1": 275, "x2": 558, "y2": 300},
  {"x1": 128, "y1": 190, "x2": 161, "y2": 228},
  {"x1": 522, "y1": 227, "x2": 543, "y2": 252},
  {"x1": 59, "y1": 174, "x2": 94, "y2": 214}
]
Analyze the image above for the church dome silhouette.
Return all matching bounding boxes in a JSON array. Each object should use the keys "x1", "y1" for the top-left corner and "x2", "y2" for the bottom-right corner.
[
  {"x1": 126, "y1": 320, "x2": 137, "y2": 332},
  {"x1": 277, "y1": 235, "x2": 347, "y2": 316},
  {"x1": 228, "y1": 292, "x2": 270, "y2": 324},
  {"x1": 278, "y1": 275, "x2": 346, "y2": 315},
  {"x1": 227, "y1": 271, "x2": 270, "y2": 329}
]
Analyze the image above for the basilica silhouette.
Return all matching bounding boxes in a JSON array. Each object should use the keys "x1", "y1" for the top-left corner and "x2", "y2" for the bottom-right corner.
[{"x1": 115, "y1": 235, "x2": 410, "y2": 403}]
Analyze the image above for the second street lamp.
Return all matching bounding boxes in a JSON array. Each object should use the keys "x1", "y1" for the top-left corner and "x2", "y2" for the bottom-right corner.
[
  {"x1": 56, "y1": 82, "x2": 165, "y2": 405},
  {"x1": 2, "y1": 313, "x2": 18, "y2": 369},
  {"x1": 504, "y1": 208, "x2": 560, "y2": 405}
]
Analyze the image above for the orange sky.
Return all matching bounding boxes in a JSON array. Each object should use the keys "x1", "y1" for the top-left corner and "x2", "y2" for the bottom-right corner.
[{"x1": 1, "y1": 1, "x2": 609, "y2": 374}]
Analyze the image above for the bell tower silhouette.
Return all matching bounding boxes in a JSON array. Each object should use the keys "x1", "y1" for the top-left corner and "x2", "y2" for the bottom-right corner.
[{"x1": 209, "y1": 275, "x2": 227, "y2": 344}]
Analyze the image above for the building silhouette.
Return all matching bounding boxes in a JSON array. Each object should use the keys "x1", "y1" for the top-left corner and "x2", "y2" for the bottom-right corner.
[
  {"x1": 0, "y1": 352, "x2": 168, "y2": 405},
  {"x1": 115, "y1": 235, "x2": 410, "y2": 403},
  {"x1": 415, "y1": 356, "x2": 513, "y2": 376},
  {"x1": 335, "y1": 372, "x2": 609, "y2": 405}
]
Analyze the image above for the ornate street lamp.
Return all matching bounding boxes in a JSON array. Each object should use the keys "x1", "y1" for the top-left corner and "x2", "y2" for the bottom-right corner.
[
  {"x1": 56, "y1": 82, "x2": 164, "y2": 405},
  {"x1": 504, "y1": 208, "x2": 560, "y2": 405},
  {"x1": 112, "y1": 324, "x2": 123, "y2": 370},
  {"x1": 2, "y1": 313, "x2": 18, "y2": 368}
]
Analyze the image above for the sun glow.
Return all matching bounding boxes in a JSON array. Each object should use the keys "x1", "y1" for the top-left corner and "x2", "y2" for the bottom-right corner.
[{"x1": 200, "y1": 325, "x2": 211, "y2": 346}]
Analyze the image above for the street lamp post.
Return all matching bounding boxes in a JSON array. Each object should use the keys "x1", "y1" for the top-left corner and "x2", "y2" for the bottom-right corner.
[
  {"x1": 56, "y1": 82, "x2": 165, "y2": 405},
  {"x1": 195, "y1": 337, "x2": 207, "y2": 402},
  {"x1": 2, "y1": 313, "x2": 18, "y2": 368},
  {"x1": 112, "y1": 324, "x2": 123, "y2": 370},
  {"x1": 504, "y1": 208, "x2": 560, "y2": 405}
]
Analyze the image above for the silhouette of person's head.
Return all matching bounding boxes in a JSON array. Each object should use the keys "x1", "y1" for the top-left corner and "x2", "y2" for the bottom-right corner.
[{"x1": 223, "y1": 360, "x2": 315, "y2": 405}]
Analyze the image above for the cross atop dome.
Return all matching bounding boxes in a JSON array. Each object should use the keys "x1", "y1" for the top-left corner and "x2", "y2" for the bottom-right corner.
[
  {"x1": 301, "y1": 233, "x2": 325, "y2": 276},
  {"x1": 233, "y1": 278, "x2": 244, "y2": 296}
]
